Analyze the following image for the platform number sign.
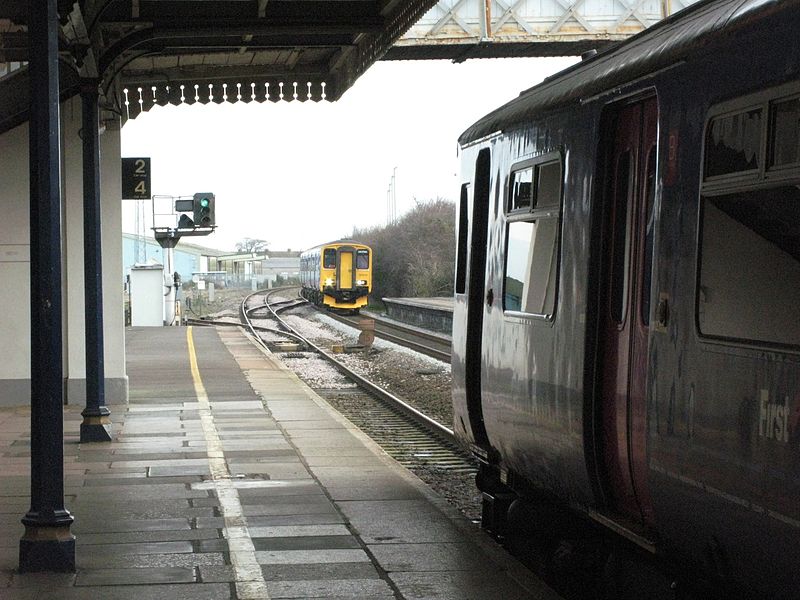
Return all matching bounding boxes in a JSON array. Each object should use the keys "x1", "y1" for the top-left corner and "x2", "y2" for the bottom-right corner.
[{"x1": 121, "y1": 157, "x2": 151, "y2": 200}]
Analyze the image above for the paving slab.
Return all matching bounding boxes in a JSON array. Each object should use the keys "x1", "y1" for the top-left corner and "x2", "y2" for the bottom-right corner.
[
  {"x1": 71, "y1": 517, "x2": 191, "y2": 534},
  {"x1": 77, "y1": 529, "x2": 221, "y2": 545},
  {"x1": 389, "y1": 571, "x2": 564, "y2": 600},
  {"x1": 255, "y1": 549, "x2": 372, "y2": 565},
  {"x1": 236, "y1": 492, "x2": 330, "y2": 505},
  {"x1": 323, "y1": 478, "x2": 427, "y2": 502},
  {"x1": 0, "y1": 326, "x2": 560, "y2": 599},
  {"x1": 7, "y1": 582, "x2": 234, "y2": 600},
  {"x1": 78, "y1": 552, "x2": 226, "y2": 569},
  {"x1": 265, "y1": 578, "x2": 395, "y2": 599},
  {"x1": 257, "y1": 562, "x2": 383, "y2": 582},
  {"x1": 370, "y1": 541, "x2": 500, "y2": 572},
  {"x1": 242, "y1": 501, "x2": 340, "y2": 517},
  {"x1": 338, "y1": 500, "x2": 467, "y2": 544},
  {"x1": 251, "y1": 535, "x2": 362, "y2": 551},
  {"x1": 246, "y1": 525, "x2": 352, "y2": 538},
  {"x1": 76, "y1": 540, "x2": 194, "y2": 557},
  {"x1": 74, "y1": 567, "x2": 196, "y2": 586}
]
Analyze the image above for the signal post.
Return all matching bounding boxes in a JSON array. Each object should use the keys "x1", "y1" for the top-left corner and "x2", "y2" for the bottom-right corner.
[{"x1": 153, "y1": 194, "x2": 216, "y2": 325}]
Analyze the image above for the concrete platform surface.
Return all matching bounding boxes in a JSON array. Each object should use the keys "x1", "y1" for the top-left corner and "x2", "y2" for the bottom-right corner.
[{"x1": 0, "y1": 326, "x2": 561, "y2": 599}]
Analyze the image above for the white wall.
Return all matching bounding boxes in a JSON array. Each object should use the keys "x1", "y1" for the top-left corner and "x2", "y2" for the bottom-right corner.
[
  {"x1": 0, "y1": 123, "x2": 31, "y2": 402},
  {"x1": 0, "y1": 95, "x2": 127, "y2": 406}
]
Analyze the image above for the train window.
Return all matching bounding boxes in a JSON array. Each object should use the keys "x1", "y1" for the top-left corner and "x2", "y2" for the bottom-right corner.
[
  {"x1": 504, "y1": 220, "x2": 559, "y2": 315},
  {"x1": 510, "y1": 167, "x2": 533, "y2": 211},
  {"x1": 503, "y1": 156, "x2": 562, "y2": 317},
  {"x1": 698, "y1": 185, "x2": 800, "y2": 348},
  {"x1": 455, "y1": 184, "x2": 469, "y2": 294},
  {"x1": 705, "y1": 108, "x2": 763, "y2": 178},
  {"x1": 536, "y1": 161, "x2": 561, "y2": 210},
  {"x1": 505, "y1": 222, "x2": 534, "y2": 311},
  {"x1": 356, "y1": 249, "x2": 369, "y2": 269},
  {"x1": 770, "y1": 97, "x2": 800, "y2": 168},
  {"x1": 323, "y1": 249, "x2": 336, "y2": 269}
]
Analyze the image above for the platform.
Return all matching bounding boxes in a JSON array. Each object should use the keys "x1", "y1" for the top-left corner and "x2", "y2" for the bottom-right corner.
[
  {"x1": 0, "y1": 326, "x2": 560, "y2": 599},
  {"x1": 381, "y1": 297, "x2": 454, "y2": 336}
]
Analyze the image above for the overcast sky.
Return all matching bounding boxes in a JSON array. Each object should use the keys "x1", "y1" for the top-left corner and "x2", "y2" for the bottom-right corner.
[{"x1": 120, "y1": 56, "x2": 577, "y2": 253}]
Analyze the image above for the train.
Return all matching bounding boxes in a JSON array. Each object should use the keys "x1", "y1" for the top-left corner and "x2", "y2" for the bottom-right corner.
[
  {"x1": 451, "y1": 0, "x2": 799, "y2": 598},
  {"x1": 299, "y1": 240, "x2": 372, "y2": 312}
]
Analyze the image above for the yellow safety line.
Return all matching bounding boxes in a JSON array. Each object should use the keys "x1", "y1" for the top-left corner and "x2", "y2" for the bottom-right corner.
[
  {"x1": 187, "y1": 327, "x2": 270, "y2": 599},
  {"x1": 187, "y1": 326, "x2": 208, "y2": 400}
]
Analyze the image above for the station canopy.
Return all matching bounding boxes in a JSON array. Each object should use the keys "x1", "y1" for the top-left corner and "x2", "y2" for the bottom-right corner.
[{"x1": 0, "y1": 0, "x2": 437, "y2": 130}]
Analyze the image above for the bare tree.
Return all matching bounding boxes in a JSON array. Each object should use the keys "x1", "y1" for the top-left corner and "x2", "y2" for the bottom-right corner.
[
  {"x1": 352, "y1": 198, "x2": 455, "y2": 301},
  {"x1": 235, "y1": 238, "x2": 270, "y2": 253}
]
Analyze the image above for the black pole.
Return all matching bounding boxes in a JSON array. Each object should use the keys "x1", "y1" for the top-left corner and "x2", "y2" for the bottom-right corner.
[
  {"x1": 80, "y1": 83, "x2": 112, "y2": 443},
  {"x1": 19, "y1": 0, "x2": 76, "y2": 573}
]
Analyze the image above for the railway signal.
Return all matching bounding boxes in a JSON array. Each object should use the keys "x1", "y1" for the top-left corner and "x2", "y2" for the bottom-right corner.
[
  {"x1": 158, "y1": 194, "x2": 216, "y2": 243},
  {"x1": 193, "y1": 193, "x2": 215, "y2": 227}
]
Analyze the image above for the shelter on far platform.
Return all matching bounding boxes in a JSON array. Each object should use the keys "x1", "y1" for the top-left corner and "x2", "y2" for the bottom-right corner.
[{"x1": 212, "y1": 249, "x2": 301, "y2": 287}]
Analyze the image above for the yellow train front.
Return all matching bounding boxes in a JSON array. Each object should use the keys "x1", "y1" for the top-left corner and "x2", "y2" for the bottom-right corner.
[{"x1": 299, "y1": 241, "x2": 372, "y2": 313}]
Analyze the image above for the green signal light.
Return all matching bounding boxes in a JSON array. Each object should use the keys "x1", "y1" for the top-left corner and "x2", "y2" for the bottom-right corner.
[{"x1": 192, "y1": 193, "x2": 214, "y2": 228}]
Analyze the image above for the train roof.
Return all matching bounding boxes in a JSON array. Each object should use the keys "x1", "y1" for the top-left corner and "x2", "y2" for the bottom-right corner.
[
  {"x1": 459, "y1": 0, "x2": 791, "y2": 146},
  {"x1": 300, "y1": 240, "x2": 371, "y2": 254}
]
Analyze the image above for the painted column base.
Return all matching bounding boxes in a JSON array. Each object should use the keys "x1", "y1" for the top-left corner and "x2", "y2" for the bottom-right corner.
[
  {"x1": 79, "y1": 411, "x2": 112, "y2": 442},
  {"x1": 19, "y1": 525, "x2": 75, "y2": 573}
]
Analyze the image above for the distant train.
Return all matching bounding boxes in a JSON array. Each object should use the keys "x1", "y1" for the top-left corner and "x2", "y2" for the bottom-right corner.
[
  {"x1": 452, "y1": 0, "x2": 799, "y2": 598},
  {"x1": 300, "y1": 240, "x2": 372, "y2": 312}
]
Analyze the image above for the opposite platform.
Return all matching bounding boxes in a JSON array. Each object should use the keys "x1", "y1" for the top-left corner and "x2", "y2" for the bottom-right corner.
[{"x1": 0, "y1": 326, "x2": 561, "y2": 599}]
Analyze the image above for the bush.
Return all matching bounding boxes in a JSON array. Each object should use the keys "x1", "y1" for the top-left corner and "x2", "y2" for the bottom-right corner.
[{"x1": 352, "y1": 198, "x2": 455, "y2": 300}]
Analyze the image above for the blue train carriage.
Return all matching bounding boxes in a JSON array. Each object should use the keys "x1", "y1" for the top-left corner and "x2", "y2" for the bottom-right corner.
[
  {"x1": 300, "y1": 240, "x2": 372, "y2": 313},
  {"x1": 452, "y1": 0, "x2": 799, "y2": 597}
]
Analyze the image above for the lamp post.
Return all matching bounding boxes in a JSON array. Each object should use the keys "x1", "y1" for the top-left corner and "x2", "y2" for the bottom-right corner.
[
  {"x1": 391, "y1": 167, "x2": 397, "y2": 223},
  {"x1": 386, "y1": 187, "x2": 391, "y2": 226}
]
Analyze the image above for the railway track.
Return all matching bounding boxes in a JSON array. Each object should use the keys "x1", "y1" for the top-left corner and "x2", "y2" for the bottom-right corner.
[
  {"x1": 312, "y1": 387, "x2": 475, "y2": 475},
  {"x1": 320, "y1": 308, "x2": 451, "y2": 362},
  {"x1": 237, "y1": 288, "x2": 478, "y2": 495}
]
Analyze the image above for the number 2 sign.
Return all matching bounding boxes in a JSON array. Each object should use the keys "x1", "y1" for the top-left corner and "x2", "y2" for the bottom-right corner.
[{"x1": 121, "y1": 157, "x2": 151, "y2": 200}]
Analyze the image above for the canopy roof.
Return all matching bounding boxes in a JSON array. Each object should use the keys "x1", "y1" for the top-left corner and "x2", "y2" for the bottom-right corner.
[{"x1": 0, "y1": 0, "x2": 437, "y2": 130}]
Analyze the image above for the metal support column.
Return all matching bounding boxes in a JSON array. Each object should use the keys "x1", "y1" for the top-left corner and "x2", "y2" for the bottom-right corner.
[
  {"x1": 80, "y1": 83, "x2": 112, "y2": 443},
  {"x1": 154, "y1": 230, "x2": 181, "y2": 325},
  {"x1": 19, "y1": 0, "x2": 76, "y2": 573},
  {"x1": 479, "y1": 0, "x2": 492, "y2": 40}
]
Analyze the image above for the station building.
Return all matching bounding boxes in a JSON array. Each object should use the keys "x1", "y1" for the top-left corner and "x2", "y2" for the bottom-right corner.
[
  {"x1": 211, "y1": 249, "x2": 301, "y2": 287},
  {"x1": 121, "y1": 232, "x2": 225, "y2": 285}
]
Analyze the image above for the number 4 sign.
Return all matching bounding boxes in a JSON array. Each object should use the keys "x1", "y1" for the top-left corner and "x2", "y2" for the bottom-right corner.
[{"x1": 121, "y1": 157, "x2": 151, "y2": 200}]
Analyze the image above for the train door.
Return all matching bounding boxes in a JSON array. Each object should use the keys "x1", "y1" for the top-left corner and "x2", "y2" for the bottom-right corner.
[
  {"x1": 337, "y1": 248, "x2": 354, "y2": 290},
  {"x1": 462, "y1": 149, "x2": 492, "y2": 448},
  {"x1": 598, "y1": 96, "x2": 658, "y2": 526}
]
